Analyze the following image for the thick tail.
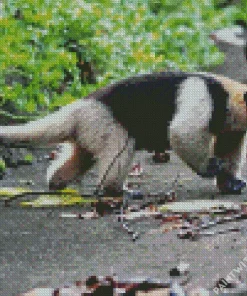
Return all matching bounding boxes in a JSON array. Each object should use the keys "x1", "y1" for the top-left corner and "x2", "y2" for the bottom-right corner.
[{"x1": 0, "y1": 101, "x2": 80, "y2": 146}]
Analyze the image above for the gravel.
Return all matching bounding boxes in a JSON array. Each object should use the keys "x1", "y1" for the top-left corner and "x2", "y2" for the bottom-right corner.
[{"x1": 1, "y1": 149, "x2": 247, "y2": 296}]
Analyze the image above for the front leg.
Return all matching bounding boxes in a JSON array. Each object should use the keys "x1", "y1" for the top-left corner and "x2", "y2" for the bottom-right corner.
[{"x1": 215, "y1": 131, "x2": 246, "y2": 194}]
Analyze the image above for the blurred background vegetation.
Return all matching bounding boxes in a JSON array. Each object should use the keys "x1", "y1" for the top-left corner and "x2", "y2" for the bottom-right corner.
[{"x1": 0, "y1": 0, "x2": 245, "y2": 119}]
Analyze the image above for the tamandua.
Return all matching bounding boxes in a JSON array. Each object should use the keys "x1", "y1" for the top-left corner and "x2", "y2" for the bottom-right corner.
[{"x1": 0, "y1": 70, "x2": 247, "y2": 195}]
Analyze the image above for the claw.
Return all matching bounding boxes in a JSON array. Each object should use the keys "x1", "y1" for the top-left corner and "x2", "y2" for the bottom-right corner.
[{"x1": 223, "y1": 179, "x2": 246, "y2": 194}]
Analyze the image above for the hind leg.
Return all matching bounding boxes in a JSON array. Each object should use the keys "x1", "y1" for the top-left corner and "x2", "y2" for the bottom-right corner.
[
  {"x1": 47, "y1": 142, "x2": 94, "y2": 190},
  {"x1": 96, "y1": 127, "x2": 135, "y2": 197},
  {"x1": 215, "y1": 131, "x2": 246, "y2": 194}
]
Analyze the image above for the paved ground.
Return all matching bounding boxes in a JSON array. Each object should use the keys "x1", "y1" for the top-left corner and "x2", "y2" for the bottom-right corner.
[{"x1": 1, "y1": 150, "x2": 247, "y2": 296}]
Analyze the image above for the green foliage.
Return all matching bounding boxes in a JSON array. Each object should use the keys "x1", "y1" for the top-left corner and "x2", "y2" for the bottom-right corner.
[
  {"x1": 23, "y1": 153, "x2": 33, "y2": 163},
  {"x1": 0, "y1": 158, "x2": 6, "y2": 173},
  {"x1": 234, "y1": 0, "x2": 247, "y2": 25},
  {"x1": 0, "y1": 0, "x2": 240, "y2": 114}
]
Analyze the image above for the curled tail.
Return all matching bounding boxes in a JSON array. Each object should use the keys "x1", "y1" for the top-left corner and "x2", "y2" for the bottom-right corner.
[{"x1": 0, "y1": 101, "x2": 80, "y2": 146}]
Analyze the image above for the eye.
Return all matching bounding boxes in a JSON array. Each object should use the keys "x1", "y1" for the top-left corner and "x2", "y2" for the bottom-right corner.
[{"x1": 235, "y1": 33, "x2": 245, "y2": 38}]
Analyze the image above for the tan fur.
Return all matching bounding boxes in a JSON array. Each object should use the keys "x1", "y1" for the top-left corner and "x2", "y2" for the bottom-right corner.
[
  {"x1": 0, "y1": 100, "x2": 83, "y2": 145},
  {"x1": 47, "y1": 142, "x2": 82, "y2": 189},
  {"x1": 45, "y1": 100, "x2": 135, "y2": 192},
  {"x1": 199, "y1": 72, "x2": 247, "y2": 131},
  {"x1": 0, "y1": 99, "x2": 135, "y2": 192},
  {"x1": 206, "y1": 74, "x2": 247, "y2": 180}
]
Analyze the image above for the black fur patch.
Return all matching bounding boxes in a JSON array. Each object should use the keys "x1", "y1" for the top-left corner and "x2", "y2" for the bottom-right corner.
[
  {"x1": 244, "y1": 92, "x2": 247, "y2": 105},
  {"x1": 204, "y1": 77, "x2": 228, "y2": 134},
  {"x1": 99, "y1": 72, "x2": 188, "y2": 151},
  {"x1": 215, "y1": 131, "x2": 245, "y2": 156},
  {"x1": 95, "y1": 72, "x2": 228, "y2": 151}
]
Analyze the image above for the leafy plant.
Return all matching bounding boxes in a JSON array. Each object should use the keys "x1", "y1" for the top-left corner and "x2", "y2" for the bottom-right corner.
[
  {"x1": 0, "y1": 158, "x2": 6, "y2": 173},
  {"x1": 0, "y1": 0, "x2": 240, "y2": 116},
  {"x1": 23, "y1": 153, "x2": 33, "y2": 164},
  {"x1": 233, "y1": 0, "x2": 247, "y2": 26}
]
